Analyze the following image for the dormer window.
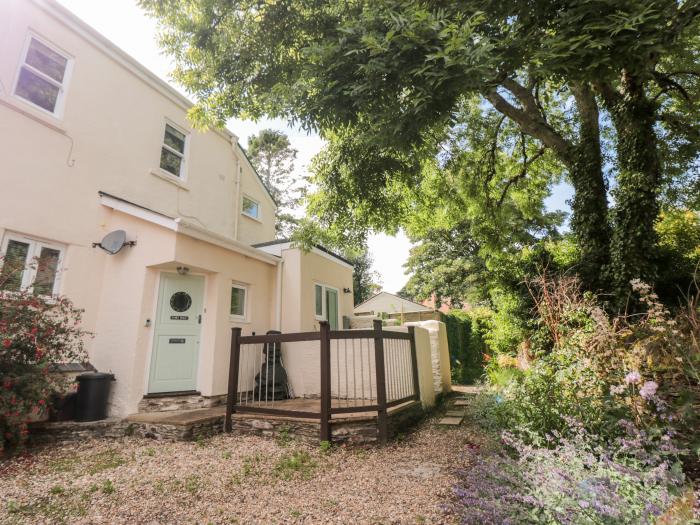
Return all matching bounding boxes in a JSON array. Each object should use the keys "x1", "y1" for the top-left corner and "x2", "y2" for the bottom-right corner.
[
  {"x1": 241, "y1": 195, "x2": 260, "y2": 220},
  {"x1": 160, "y1": 123, "x2": 187, "y2": 178},
  {"x1": 14, "y1": 36, "x2": 72, "y2": 116}
]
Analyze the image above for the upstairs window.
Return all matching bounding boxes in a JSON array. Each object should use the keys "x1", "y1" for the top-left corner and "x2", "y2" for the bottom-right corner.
[
  {"x1": 241, "y1": 195, "x2": 260, "y2": 220},
  {"x1": 160, "y1": 123, "x2": 187, "y2": 177},
  {"x1": 0, "y1": 234, "x2": 64, "y2": 296},
  {"x1": 14, "y1": 36, "x2": 71, "y2": 115},
  {"x1": 230, "y1": 284, "x2": 247, "y2": 319}
]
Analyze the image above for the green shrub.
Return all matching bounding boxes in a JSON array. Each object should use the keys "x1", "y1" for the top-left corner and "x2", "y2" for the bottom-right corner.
[
  {"x1": 442, "y1": 309, "x2": 489, "y2": 384},
  {"x1": 483, "y1": 274, "x2": 699, "y2": 468}
]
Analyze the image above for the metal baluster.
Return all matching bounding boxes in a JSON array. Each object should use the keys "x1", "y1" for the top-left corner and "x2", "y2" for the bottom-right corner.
[
  {"x1": 257, "y1": 344, "x2": 263, "y2": 407},
  {"x1": 367, "y1": 339, "x2": 374, "y2": 404},
  {"x1": 271, "y1": 340, "x2": 276, "y2": 407},
  {"x1": 402, "y1": 340, "x2": 407, "y2": 398},
  {"x1": 237, "y1": 345, "x2": 242, "y2": 405},
  {"x1": 344, "y1": 336, "x2": 349, "y2": 403},
  {"x1": 383, "y1": 338, "x2": 389, "y2": 402},
  {"x1": 359, "y1": 337, "x2": 365, "y2": 406},
  {"x1": 351, "y1": 337, "x2": 357, "y2": 404}
]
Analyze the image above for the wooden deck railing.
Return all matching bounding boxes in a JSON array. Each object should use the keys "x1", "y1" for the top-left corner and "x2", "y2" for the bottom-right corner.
[{"x1": 224, "y1": 320, "x2": 420, "y2": 444}]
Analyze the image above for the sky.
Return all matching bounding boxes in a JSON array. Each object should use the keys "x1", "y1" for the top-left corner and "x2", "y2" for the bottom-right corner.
[{"x1": 56, "y1": 0, "x2": 572, "y2": 293}]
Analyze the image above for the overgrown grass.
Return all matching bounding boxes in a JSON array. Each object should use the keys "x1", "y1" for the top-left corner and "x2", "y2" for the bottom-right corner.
[{"x1": 273, "y1": 450, "x2": 317, "y2": 480}]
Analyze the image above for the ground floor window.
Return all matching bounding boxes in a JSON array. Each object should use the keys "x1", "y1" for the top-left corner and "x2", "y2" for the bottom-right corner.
[
  {"x1": 314, "y1": 283, "x2": 339, "y2": 330},
  {"x1": 0, "y1": 233, "x2": 64, "y2": 295},
  {"x1": 230, "y1": 283, "x2": 248, "y2": 320}
]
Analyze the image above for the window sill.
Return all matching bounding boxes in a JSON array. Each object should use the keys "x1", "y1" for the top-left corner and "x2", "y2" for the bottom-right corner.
[
  {"x1": 0, "y1": 97, "x2": 67, "y2": 135},
  {"x1": 229, "y1": 317, "x2": 250, "y2": 324},
  {"x1": 241, "y1": 212, "x2": 264, "y2": 224},
  {"x1": 150, "y1": 168, "x2": 189, "y2": 190}
]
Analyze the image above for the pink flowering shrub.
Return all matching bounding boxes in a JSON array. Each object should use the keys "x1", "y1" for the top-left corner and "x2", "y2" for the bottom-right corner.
[{"x1": 0, "y1": 257, "x2": 88, "y2": 453}]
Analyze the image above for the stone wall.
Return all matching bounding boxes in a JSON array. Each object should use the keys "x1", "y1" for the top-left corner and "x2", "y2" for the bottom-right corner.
[
  {"x1": 229, "y1": 402, "x2": 425, "y2": 445},
  {"x1": 28, "y1": 418, "x2": 129, "y2": 445},
  {"x1": 137, "y1": 393, "x2": 227, "y2": 413}
]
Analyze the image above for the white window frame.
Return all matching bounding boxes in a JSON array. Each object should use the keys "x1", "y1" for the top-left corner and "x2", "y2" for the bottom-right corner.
[
  {"x1": 0, "y1": 232, "x2": 65, "y2": 296},
  {"x1": 158, "y1": 120, "x2": 189, "y2": 180},
  {"x1": 314, "y1": 282, "x2": 340, "y2": 326},
  {"x1": 229, "y1": 282, "x2": 248, "y2": 321},
  {"x1": 12, "y1": 32, "x2": 74, "y2": 118},
  {"x1": 241, "y1": 194, "x2": 261, "y2": 221}
]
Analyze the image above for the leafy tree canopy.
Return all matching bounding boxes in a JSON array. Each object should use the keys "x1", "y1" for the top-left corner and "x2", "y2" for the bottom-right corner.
[
  {"x1": 141, "y1": 0, "x2": 700, "y2": 305},
  {"x1": 246, "y1": 129, "x2": 302, "y2": 236}
]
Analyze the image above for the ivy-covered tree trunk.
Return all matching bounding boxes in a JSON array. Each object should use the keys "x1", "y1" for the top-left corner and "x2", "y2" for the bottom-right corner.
[
  {"x1": 569, "y1": 84, "x2": 611, "y2": 292},
  {"x1": 604, "y1": 77, "x2": 660, "y2": 305}
]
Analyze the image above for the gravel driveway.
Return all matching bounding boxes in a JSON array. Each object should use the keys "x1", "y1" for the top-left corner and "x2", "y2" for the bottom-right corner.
[{"x1": 0, "y1": 414, "x2": 485, "y2": 524}]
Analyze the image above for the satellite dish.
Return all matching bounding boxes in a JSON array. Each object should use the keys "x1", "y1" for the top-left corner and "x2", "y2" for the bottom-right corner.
[{"x1": 93, "y1": 230, "x2": 135, "y2": 255}]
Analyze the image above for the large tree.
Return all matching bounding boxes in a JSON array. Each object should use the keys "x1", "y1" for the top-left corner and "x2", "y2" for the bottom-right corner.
[
  {"x1": 246, "y1": 129, "x2": 301, "y2": 236},
  {"x1": 141, "y1": 0, "x2": 700, "y2": 304}
]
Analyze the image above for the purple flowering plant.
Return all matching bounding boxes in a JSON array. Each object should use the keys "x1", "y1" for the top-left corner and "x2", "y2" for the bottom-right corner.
[{"x1": 449, "y1": 419, "x2": 687, "y2": 525}]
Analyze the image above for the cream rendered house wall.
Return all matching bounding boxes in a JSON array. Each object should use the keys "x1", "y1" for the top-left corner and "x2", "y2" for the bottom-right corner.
[
  {"x1": 0, "y1": 0, "x2": 279, "y2": 416},
  {"x1": 75, "y1": 208, "x2": 279, "y2": 416},
  {"x1": 0, "y1": 0, "x2": 275, "y2": 248}
]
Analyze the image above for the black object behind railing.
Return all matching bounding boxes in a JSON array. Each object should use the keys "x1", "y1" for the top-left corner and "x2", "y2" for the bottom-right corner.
[{"x1": 224, "y1": 320, "x2": 420, "y2": 444}]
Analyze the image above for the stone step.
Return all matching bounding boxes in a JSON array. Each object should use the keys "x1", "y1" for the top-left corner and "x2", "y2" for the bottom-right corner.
[
  {"x1": 437, "y1": 416, "x2": 463, "y2": 426},
  {"x1": 445, "y1": 410, "x2": 464, "y2": 417},
  {"x1": 453, "y1": 399, "x2": 470, "y2": 406}
]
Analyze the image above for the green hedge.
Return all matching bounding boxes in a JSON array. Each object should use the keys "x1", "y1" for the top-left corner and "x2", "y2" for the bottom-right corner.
[{"x1": 441, "y1": 310, "x2": 487, "y2": 384}]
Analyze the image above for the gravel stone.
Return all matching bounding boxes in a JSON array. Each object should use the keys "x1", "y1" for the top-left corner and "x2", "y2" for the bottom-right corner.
[{"x1": 0, "y1": 416, "x2": 483, "y2": 524}]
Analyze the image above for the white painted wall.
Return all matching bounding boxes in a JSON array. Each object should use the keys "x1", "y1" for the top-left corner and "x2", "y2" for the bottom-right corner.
[{"x1": 405, "y1": 320, "x2": 452, "y2": 396}]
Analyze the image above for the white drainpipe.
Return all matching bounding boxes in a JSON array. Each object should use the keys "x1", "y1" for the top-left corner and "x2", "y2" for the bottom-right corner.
[{"x1": 275, "y1": 259, "x2": 284, "y2": 331}]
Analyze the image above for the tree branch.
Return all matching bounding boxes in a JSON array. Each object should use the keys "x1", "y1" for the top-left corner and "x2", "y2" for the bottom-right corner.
[
  {"x1": 502, "y1": 78, "x2": 542, "y2": 118},
  {"x1": 483, "y1": 87, "x2": 573, "y2": 165},
  {"x1": 652, "y1": 72, "x2": 691, "y2": 101},
  {"x1": 666, "y1": 0, "x2": 700, "y2": 45},
  {"x1": 593, "y1": 80, "x2": 622, "y2": 109},
  {"x1": 497, "y1": 140, "x2": 546, "y2": 207}
]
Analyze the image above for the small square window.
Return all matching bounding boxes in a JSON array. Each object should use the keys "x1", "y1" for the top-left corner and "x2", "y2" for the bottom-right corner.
[
  {"x1": 230, "y1": 284, "x2": 247, "y2": 318},
  {"x1": 14, "y1": 36, "x2": 71, "y2": 115},
  {"x1": 241, "y1": 196, "x2": 260, "y2": 219},
  {"x1": 160, "y1": 123, "x2": 187, "y2": 177},
  {"x1": 0, "y1": 234, "x2": 64, "y2": 296}
]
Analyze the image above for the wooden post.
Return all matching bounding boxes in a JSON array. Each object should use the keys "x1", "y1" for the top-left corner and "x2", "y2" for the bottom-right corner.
[
  {"x1": 224, "y1": 327, "x2": 242, "y2": 432},
  {"x1": 408, "y1": 326, "x2": 421, "y2": 401},
  {"x1": 319, "y1": 321, "x2": 331, "y2": 442},
  {"x1": 373, "y1": 319, "x2": 388, "y2": 444}
]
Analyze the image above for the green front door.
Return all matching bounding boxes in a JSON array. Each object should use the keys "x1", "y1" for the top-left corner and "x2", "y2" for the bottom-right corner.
[
  {"x1": 148, "y1": 273, "x2": 204, "y2": 393},
  {"x1": 326, "y1": 288, "x2": 339, "y2": 330}
]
